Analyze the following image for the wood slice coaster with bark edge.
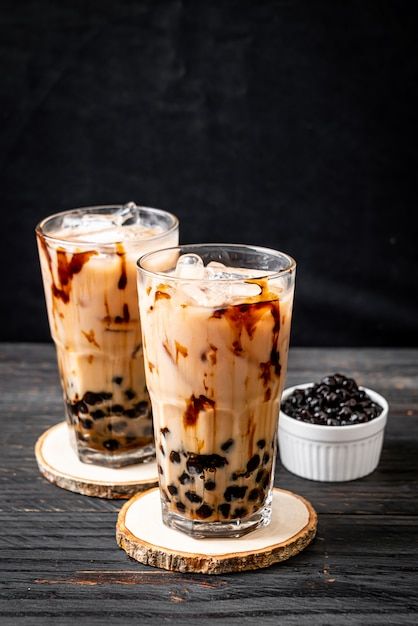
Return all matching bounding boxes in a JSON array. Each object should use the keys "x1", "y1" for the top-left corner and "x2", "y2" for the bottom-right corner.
[
  {"x1": 35, "y1": 422, "x2": 158, "y2": 499},
  {"x1": 116, "y1": 487, "x2": 317, "y2": 574}
]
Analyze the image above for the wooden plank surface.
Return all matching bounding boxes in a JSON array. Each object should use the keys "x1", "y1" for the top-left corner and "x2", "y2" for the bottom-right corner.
[{"x1": 1, "y1": 344, "x2": 417, "y2": 624}]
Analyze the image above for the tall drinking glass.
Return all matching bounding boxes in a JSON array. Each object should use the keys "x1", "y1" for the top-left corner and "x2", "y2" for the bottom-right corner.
[
  {"x1": 137, "y1": 244, "x2": 295, "y2": 537},
  {"x1": 36, "y1": 203, "x2": 178, "y2": 467}
]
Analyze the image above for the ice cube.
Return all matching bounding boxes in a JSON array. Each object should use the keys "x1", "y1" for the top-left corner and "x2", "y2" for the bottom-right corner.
[
  {"x1": 175, "y1": 254, "x2": 205, "y2": 279},
  {"x1": 117, "y1": 201, "x2": 142, "y2": 226},
  {"x1": 179, "y1": 283, "x2": 229, "y2": 307},
  {"x1": 56, "y1": 202, "x2": 153, "y2": 243},
  {"x1": 205, "y1": 261, "x2": 254, "y2": 280}
]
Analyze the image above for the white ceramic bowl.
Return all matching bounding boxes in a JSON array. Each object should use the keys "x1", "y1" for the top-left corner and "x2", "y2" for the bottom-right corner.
[{"x1": 278, "y1": 383, "x2": 388, "y2": 482}]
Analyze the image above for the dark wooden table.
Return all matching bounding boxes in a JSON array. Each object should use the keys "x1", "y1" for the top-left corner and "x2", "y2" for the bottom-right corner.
[{"x1": 1, "y1": 344, "x2": 417, "y2": 625}]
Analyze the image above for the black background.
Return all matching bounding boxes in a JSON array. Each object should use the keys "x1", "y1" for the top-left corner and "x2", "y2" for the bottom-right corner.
[{"x1": 1, "y1": 0, "x2": 417, "y2": 346}]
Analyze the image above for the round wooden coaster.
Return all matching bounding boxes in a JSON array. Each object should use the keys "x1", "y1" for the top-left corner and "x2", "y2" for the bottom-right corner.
[
  {"x1": 35, "y1": 422, "x2": 159, "y2": 499},
  {"x1": 116, "y1": 487, "x2": 317, "y2": 574}
]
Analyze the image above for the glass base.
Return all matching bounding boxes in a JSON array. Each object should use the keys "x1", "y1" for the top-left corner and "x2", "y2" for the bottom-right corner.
[
  {"x1": 75, "y1": 442, "x2": 155, "y2": 468},
  {"x1": 161, "y1": 497, "x2": 272, "y2": 539}
]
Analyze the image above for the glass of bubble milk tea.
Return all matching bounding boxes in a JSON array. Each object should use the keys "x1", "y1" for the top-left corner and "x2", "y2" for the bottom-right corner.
[
  {"x1": 36, "y1": 203, "x2": 179, "y2": 467},
  {"x1": 137, "y1": 244, "x2": 296, "y2": 537}
]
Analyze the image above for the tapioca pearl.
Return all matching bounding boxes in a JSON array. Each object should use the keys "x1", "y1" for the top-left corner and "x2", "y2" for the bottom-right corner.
[
  {"x1": 134, "y1": 401, "x2": 149, "y2": 415},
  {"x1": 159, "y1": 444, "x2": 165, "y2": 456},
  {"x1": 125, "y1": 435, "x2": 137, "y2": 445},
  {"x1": 100, "y1": 392, "x2": 113, "y2": 401},
  {"x1": 185, "y1": 491, "x2": 202, "y2": 504},
  {"x1": 204, "y1": 480, "x2": 216, "y2": 491},
  {"x1": 219, "y1": 503, "x2": 231, "y2": 518},
  {"x1": 103, "y1": 439, "x2": 119, "y2": 451},
  {"x1": 262, "y1": 473, "x2": 270, "y2": 489},
  {"x1": 80, "y1": 418, "x2": 93, "y2": 430},
  {"x1": 224, "y1": 485, "x2": 247, "y2": 502},
  {"x1": 196, "y1": 504, "x2": 213, "y2": 519},
  {"x1": 91, "y1": 409, "x2": 106, "y2": 420},
  {"x1": 83, "y1": 392, "x2": 103, "y2": 405},
  {"x1": 248, "y1": 488, "x2": 261, "y2": 501},
  {"x1": 221, "y1": 438, "x2": 234, "y2": 452},
  {"x1": 158, "y1": 464, "x2": 164, "y2": 475},
  {"x1": 108, "y1": 421, "x2": 127, "y2": 434},
  {"x1": 257, "y1": 439, "x2": 266, "y2": 449},
  {"x1": 167, "y1": 484, "x2": 178, "y2": 496},
  {"x1": 179, "y1": 472, "x2": 190, "y2": 485},
  {"x1": 73, "y1": 401, "x2": 88, "y2": 415},
  {"x1": 176, "y1": 501, "x2": 186, "y2": 512},
  {"x1": 160, "y1": 427, "x2": 170, "y2": 437},
  {"x1": 262, "y1": 452, "x2": 270, "y2": 465},
  {"x1": 124, "y1": 389, "x2": 136, "y2": 400},
  {"x1": 232, "y1": 507, "x2": 248, "y2": 519},
  {"x1": 186, "y1": 454, "x2": 228, "y2": 475},
  {"x1": 170, "y1": 451, "x2": 181, "y2": 464},
  {"x1": 112, "y1": 376, "x2": 123, "y2": 385},
  {"x1": 110, "y1": 404, "x2": 124, "y2": 414},
  {"x1": 247, "y1": 454, "x2": 260, "y2": 473},
  {"x1": 161, "y1": 489, "x2": 170, "y2": 502},
  {"x1": 255, "y1": 469, "x2": 265, "y2": 483}
]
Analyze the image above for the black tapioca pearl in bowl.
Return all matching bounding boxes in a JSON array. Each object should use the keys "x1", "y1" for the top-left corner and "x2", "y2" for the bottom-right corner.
[
  {"x1": 167, "y1": 484, "x2": 178, "y2": 496},
  {"x1": 159, "y1": 444, "x2": 165, "y2": 456},
  {"x1": 257, "y1": 439, "x2": 266, "y2": 449},
  {"x1": 224, "y1": 485, "x2": 248, "y2": 502},
  {"x1": 179, "y1": 472, "x2": 190, "y2": 485},
  {"x1": 246, "y1": 454, "x2": 260, "y2": 473},
  {"x1": 112, "y1": 376, "x2": 123, "y2": 385},
  {"x1": 100, "y1": 392, "x2": 113, "y2": 401},
  {"x1": 110, "y1": 404, "x2": 124, "y2": 414},
  {"x1": 255, "y1": 469, "x2": 265, "y2": 483},
  {"x1": 158, "y1": 464, "x2": 164, "y2": 475},
  {"x1": 176, "y1": 501, "x2": 186, "y2": 512},
  {"x1": 124, "y1": 389, "x2": 136, "y2": 400},
  {"x1": 170, "y1": 450, "x2": 181, "y2": 464},
  {"x1": 124, "y1": 408, "x2": 140, "y2": 418},
  {"x1": 185, "y1": 491, "x2": 203, "y2": 504},
  {"x1": 221, "y1": 438, "x2": 234, "y2": 452},
  {"x1": 196, "y1": 504, "x2": 213, "y2": 519},
  {"x1": 204, "y1": 480, "x2": 216, "y2": 491},
  {"x1": 232, "y1": 507, "x2": 248, "y2": 519},
  {"x1": 103, "y1": 439, "x2": 119, "y2": 451},
  {"x1": 91, "y1": 409, "x2": 106, "y2": 420},
  {"x1": 160, "y1": 427, "x2": 170, "y2": 437}
]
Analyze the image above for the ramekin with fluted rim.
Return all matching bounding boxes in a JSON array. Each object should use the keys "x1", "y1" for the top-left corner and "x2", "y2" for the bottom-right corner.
[{"x1": 278, "y1": 383, "x2": 388, "y2": 482}]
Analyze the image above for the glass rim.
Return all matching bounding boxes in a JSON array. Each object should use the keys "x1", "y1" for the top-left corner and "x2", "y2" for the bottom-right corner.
[
  {"x1": 137, "y1": 243, "x2": 296, "y2": 283},
  {"x1": 35, "y1": 204, "x2": 179, "y2": 247}
]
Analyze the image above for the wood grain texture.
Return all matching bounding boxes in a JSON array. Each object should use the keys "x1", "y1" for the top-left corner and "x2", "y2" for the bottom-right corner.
[
  {"x1": 34, "y1": 423, "x2": 158, "y2": 499},
  {"x1": 116, "y1": 488, "x2": 317, "y2": 574},
  {"x1": 1, "y1": 344, "x2": 418, "y2": 624}
]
